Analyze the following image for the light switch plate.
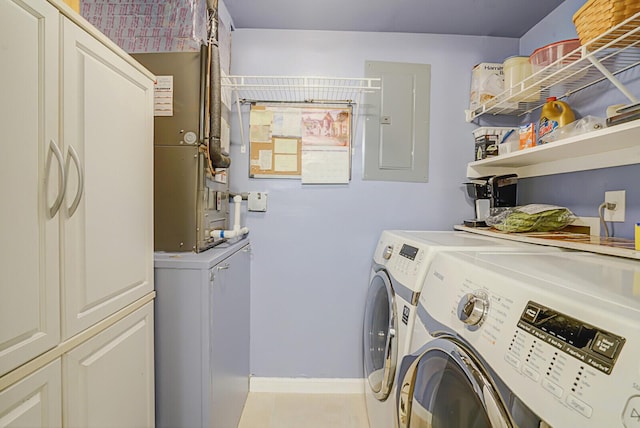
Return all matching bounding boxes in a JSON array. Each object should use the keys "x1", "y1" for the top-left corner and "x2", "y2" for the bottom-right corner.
[{"x1": 248, "y1": 192, "x2": 267, "y2": 212}]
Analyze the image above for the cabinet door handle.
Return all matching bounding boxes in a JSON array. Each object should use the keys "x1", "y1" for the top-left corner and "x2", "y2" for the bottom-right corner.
[
  {"x1": 46, "y1": 139, "x2": 66, "y2": 218},
  {"x1": 217, "y1": 263, "x2": 230, "y2": 271},
  {"x1": 66, "y1": 145, "x2": 84, "y2": 217}
]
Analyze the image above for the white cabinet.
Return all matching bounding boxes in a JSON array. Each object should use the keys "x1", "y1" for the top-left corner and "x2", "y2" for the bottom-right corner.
[
  {"x1": 0, "y1": 303, "x2": 154, "y2": 428},
  {"x1": 60, "y1": 17, "x2": 154, "y2": 340},
  {"x1": 0, "y1": 0, "x2": 154, "y2": 375},
  {"x1": 63, "y1": 302, "x2": 154, "y2": 428},
  {"x1": 0, "y1": 1, "x2": 155, "y2": 426},
  {"x1": 0, "y1": 0, "x2": 61, "y2": 378},
  {"x1": 0, "y1": 360, "x2": 62, "y2": 428},
  {"x1": 154, "y1": 240, "x2": 251, "y2": 428}
]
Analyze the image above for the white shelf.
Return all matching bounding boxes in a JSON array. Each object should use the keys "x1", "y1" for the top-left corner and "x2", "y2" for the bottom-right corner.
[
  {"x1": 454, "y1": 225, "x2": 640, "y2": 260},
  {"x1": 467, "y1": 119, "x2": 640, "y2": 178},
  {"x1": 220, "y1": 75, "x2": 381, "y2": 153},
  {"x1": 465, "y1": 11, "x2": 640, "y2": 121},
  {"x1": 221, "y1": 75, "x2": 381, "y2": 104},
  {"x1": 465, "y1": 13, "x2": 640, "y2": 179}
]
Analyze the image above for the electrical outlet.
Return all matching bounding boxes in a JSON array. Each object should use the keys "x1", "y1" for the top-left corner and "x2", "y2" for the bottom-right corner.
[{"x1": 604, "y1": 190, "x2": 625, "y2": 222}]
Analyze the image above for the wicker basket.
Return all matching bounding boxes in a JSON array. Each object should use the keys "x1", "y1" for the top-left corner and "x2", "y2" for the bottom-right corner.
[{"x1": 573, "y1": 0, "x2": 640, "y2": 48}]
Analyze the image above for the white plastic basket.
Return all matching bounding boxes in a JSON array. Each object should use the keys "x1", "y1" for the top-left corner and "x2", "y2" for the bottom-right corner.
[{"x1": 472, "y1": 126, "x2": 518, "y2": 141}]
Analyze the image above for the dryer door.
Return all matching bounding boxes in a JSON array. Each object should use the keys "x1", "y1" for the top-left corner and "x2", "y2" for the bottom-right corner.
[
  {"x1": 363, "y1": 270, "x2": 397, "y2": 401},
  {"x1": 397, "y1": 337, "x2": 512, "y2": 428}
]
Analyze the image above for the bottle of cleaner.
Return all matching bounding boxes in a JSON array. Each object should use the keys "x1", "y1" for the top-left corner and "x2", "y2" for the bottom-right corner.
[{"x1": 538, "y1": 97, "x2": 575, "y2": 145}]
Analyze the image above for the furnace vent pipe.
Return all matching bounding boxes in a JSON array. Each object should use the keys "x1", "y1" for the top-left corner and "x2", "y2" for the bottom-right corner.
[{"x1": 208, "y1": 42, "x2": 231, "y2": 168}]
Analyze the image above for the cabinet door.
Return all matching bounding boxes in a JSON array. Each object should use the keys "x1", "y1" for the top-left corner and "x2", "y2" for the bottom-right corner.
[
  {"x1": 60, "y1": 18, "x2": 154, "y2": 339},
  {"x1": 0, "y1": 359, "x2": 62, "y2": 428},
  {"x1": 63, "y1": 301, "x2": 154, "y2": 428},
  {"x1": 0, "y1": 0, "x2": 61, "y2": 377},
  {"x1": 210, "y1": 244, "x2": 251, "y2": 428}
]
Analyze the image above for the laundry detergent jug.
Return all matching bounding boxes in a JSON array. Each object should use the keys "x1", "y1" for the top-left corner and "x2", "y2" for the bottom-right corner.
[{"x1": 538, "y1": 96, "x2": 574, "y2": 145}]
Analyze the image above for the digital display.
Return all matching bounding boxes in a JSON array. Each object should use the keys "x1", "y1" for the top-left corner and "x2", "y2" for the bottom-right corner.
[
  {"x1": 399, "y1": 244, "x2": 419, "y2": 261},
  {"x1": 524, "y1": 304, "x2": 596, "y2": 348},
  {"x1": 519, "y1": 301, "x2": 625, "y2": 375}
]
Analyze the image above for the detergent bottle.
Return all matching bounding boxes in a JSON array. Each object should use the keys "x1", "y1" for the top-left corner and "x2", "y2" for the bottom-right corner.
[{"x1": 538, "y1": 97, "x2": 575, "y2": 145}]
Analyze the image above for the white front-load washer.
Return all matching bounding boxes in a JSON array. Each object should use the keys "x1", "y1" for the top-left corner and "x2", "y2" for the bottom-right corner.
[
  {"x1": 363, "y1": 230, "x2": 565, "y2": 428},
  {"x1": 398, "y1": 249, "x2": 640, "y2": 428}
]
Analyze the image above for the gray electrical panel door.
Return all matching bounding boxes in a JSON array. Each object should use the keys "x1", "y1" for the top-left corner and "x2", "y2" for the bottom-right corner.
[{"x1": 363, "y1": 61, "x2": 431, "y2": 182}]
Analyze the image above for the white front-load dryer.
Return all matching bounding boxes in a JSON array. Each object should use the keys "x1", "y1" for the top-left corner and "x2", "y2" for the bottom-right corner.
[
  {"x1": 398, "y1": 249, "x2": 640, "y2": 428},
  {"x1": 363, "y1": 230, "x2": 564, "y2": 428}
]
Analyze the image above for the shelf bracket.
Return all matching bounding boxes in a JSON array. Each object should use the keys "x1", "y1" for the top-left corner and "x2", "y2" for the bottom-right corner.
[
  {"x1": 234, "y1": 92, "x2": 247, "y2": 154},
  {"x1": 586, "y1": 54, "x2": 639, "y2": 104}
]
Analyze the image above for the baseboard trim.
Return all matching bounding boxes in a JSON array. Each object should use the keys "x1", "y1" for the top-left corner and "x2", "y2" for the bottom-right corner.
[{"x1": 249, "y1": 377, "x2": 365, "y2": 394}]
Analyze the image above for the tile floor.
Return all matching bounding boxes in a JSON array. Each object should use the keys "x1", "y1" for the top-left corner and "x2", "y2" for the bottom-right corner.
[{"x1": 238, "y1": 392, "x2": 370, "y2": 428}]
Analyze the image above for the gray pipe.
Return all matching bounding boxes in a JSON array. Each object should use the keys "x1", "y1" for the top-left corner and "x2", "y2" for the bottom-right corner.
[{"x1": 208, "y1": 38, "x2": 230, "y2": 168}]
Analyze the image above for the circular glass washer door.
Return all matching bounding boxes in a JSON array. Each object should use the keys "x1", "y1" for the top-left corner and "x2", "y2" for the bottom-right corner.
[
  {"x1": 363, "y1": 269, "x2": 397, "y2": 401},
  {"x1": 397, "y1": 337, "x2": 512, "y2": 428}
]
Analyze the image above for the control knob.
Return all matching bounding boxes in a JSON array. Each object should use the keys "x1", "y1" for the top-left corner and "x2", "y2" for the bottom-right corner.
[
  {"x1": 382, "y1": 245, "x2": 393, "y2": 260},
  {"x1": 457, "y1": 291, "x2": 489, "y2": 327}
]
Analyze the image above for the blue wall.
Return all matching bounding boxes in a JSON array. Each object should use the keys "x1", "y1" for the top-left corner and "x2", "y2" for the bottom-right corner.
[
  {"x1": 228, "y1": 0, "x2": 640, "y2": 380},
  {"x1": 518, "y1": 0, "x2": 640, "y2": 239},
  {"x1": 228, "y1": 30, "x2": 518, "y2": 378}
]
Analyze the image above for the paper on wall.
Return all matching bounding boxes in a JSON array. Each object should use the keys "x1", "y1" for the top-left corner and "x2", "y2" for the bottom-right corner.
[
  {"x1": 272, "y1": 108, "x2": 302, "y2": 137},
  {"x1": 301, "y1": 148, "x2": 349, "y2": 184},
  {"x1": 250, "y1": 109, "x2": 273, "y2": 126},
  {"x1": 274, "y1": 154, "x2": 298, "y2": 172},
  {"x1": 250, "y1": 125, "x2": 272, "y2": 143},
  {"x1": 154, "y1": 75, "x2": 173, "y2": 116},
  {"x1": 274, "y1": 138, "x2": 298, "y2": 154},
  {"x1": 258, "y1": 150, "x2": 273, "y2": 170}
]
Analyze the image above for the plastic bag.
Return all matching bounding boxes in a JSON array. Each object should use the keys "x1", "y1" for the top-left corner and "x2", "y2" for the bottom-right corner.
[
  {"x1": 540, "y1": 115, "x2": 605, "y2": 143},
  {"x1": 486, "y1": 204, "x2": 577, "y2": 232}
]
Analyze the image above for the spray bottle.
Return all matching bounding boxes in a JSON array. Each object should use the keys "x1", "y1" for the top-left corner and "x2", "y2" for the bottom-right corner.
[{"x1": 538, "y1": 97, "x2": 575, "y2": 145}]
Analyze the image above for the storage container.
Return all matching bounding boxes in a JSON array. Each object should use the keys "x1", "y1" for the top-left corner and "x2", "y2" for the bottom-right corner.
[
  {"x1": 498, "y1": 138, "x2": 520, "y2": 156},
  {"x1": 503, "y1": 56, "x2": 538, "y2": 102},
  {"x1": 469, "y1": 63, "x2": 504, "y2": 110},
  {"x1": 472, "y1": 126, "x2": 518, "y2": 141},
  {"x1": 529, "y1": 39, "x2": 582, "y2": 73},
  {"x1": 573, "y1": 0, "x2": 640, "y2": 48},
  {"x1": 472, "y1": 127, "x2": 517, "y2": 160},
  {"x1": 538, "y1": 97, "x2": 575, "y2": 145},
  {"x1": 519, "y1": 123, "x2": 536, "y2": 149}
]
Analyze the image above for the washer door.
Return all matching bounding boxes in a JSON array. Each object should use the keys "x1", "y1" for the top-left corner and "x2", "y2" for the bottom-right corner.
[
  {"x1": 363, "y1": 270, "x2": 397, "y2": 401},
  {"x1": 397, "y1": 337, "x2": 512, "y2": 428}
]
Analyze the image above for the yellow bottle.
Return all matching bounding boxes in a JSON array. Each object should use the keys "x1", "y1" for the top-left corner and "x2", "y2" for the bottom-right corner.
[{"x1": 538, "y1": 97, "x2": 575, "y2": 145}]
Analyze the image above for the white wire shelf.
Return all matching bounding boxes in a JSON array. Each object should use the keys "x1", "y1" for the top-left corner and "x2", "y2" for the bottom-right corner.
[
  {"x1": 466, "y1": 11, "x2": 640, "y2": 121},
  {"x1": 221, "y1": 75, "x2": 381, "y2": 104},
  {"x1": 221, "y1": 75, "x2": 381, "y2": 154}
]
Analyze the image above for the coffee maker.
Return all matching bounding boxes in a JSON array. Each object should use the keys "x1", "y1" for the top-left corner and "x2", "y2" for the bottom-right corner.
[{"x1": 464, "y1": 174, "x2": 518, "y2": 227}]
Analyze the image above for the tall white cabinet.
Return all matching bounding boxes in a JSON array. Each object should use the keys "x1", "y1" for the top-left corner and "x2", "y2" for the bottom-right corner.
[
  {"x1": 60, "y1": 13, "x2": 154, "y2": 340},
  {"x1": 0, "y1": 0, "x2": 155, "y2": 426},
  {"x1": 0, "y1": 0, "x2": 61, "y2": 379}
]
